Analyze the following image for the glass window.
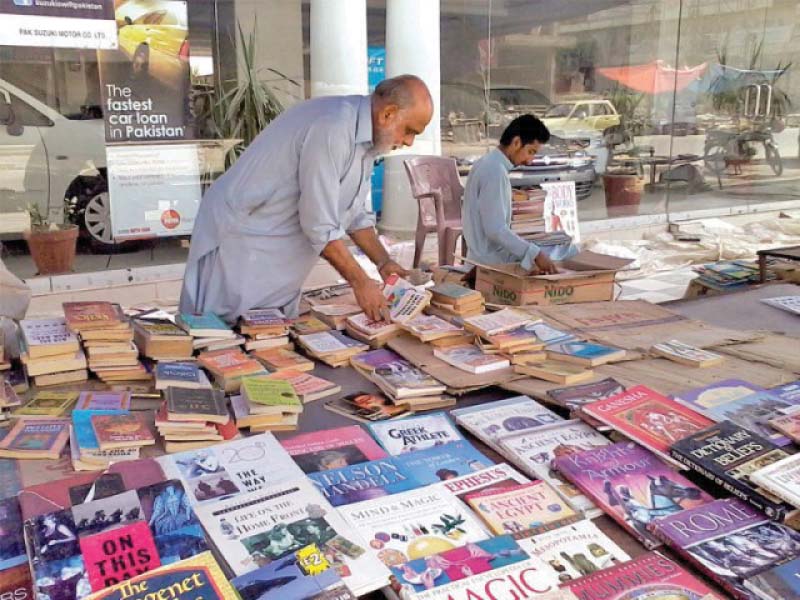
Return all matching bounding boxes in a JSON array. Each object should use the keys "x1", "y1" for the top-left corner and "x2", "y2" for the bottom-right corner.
[{"x1": 9, "y1": 93, "x2": 52, "y2": 127}]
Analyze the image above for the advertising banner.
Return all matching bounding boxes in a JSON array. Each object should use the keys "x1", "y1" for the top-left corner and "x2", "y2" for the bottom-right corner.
[{"x1": 0, "y1": 0, "x2": 117, "y2": 49}]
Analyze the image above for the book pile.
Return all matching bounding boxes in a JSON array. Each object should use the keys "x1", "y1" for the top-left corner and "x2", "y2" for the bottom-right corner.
[
  {"x1": 400, "y1": 314, "x2": 465, "y2": 343},
  {"x1": 351, "y1": 348, "x2": 452, "y2": 410},
  {"x1": 69, "y1": 391, "x2": 140, "y2": 470},
  {"x1": 158, "y1": 387, "x2": 233, "y2": 452},
  {"x1": 295, "y1": 330, "x2": 368, "y2": 367},
  {"x1": 310, "y1": 302, "x2": 362, "y2": 330},
  {"x1": 18, "y1": 317, "x2": 87, "y2": 387},
  {"x1": 155, "y1": 361, "x2": 212, "y2": 390},
  {"x1": 250, "y1": 346, "x2": 315, "y2": 373},
  {"x1": 265, "y1": 368, "x2": 341, "y2": 403},
  {"x1": 238, "y1": 308, "x2": 293, "y2": 351},
  {"x1": 132, "y1": 318, "x2": 193, "y2": 360},
  {"x1": 344, "y1": 313, "x2": 401, "y2": 347},
  {"x1": 511, "y1": 186, "x2": 545, "y2": 226},
  {"x1": 694, "y1": 259, "x2": 762, "y2": 291},
  {"x1": 63, "y1": 301, "x2": 150, "y2": 383},
  {"x1": 462, "y1": 309, "x2": 548, "y2": 363},
  {"x1": 521, "y1": 229, "x2": 573, "y2": 247},
  {"x1": 463, "y1": 307, "x2": 531, "y2": 338},
  {"x1": 433, "y1": 343, "x2": 510, "y2": 374},
  {"x1": 197, "y1": 347, "x2": 268, "y2": 392},
  {"x1": 429, "y1": 282, "x2": 485, "y2": 318},
  {"x1": 290, "y1": 314, "x2": 331, "y2": 336},
  {"x1": 177, "y1": 311, "x2": 245, "y2": 352},
  {"x1": 231, "y1": 375, "x2": 303, "y2": 432}
]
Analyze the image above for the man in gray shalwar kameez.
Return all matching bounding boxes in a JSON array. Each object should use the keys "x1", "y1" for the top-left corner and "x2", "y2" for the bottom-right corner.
[{"x1": 180, "y1": 75, "x2": 433, "y2": 323}]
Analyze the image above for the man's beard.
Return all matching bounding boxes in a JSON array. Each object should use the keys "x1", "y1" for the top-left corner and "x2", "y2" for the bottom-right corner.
[{"x1": 373, "y1": 129, "x2": 394, "y2": 155}]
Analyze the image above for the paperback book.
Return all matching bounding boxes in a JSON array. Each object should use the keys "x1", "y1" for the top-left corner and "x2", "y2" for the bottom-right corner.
[
  {"x1": 435, "y1": 463, "x2": 530, "y2": 504},
  {"x1": 241, "y1": 377, "x2": 302, "y2": 415},
  {"x1": 165, "y1": 387, "x2": 229, "y2": 424},
  {"x1": 769, "y1": 380, "x2": 800, "y2": 404},
  {"x1": 308, "y1": 456, "x2": 418, "y2": 506},
  {"x1": 463, "y1": 309, "x2": 531, "y2": 337},
  {"x1": 154, "y1": 362, "x2": 212, "y2": 390},
  {"x1": 432, "y1": 345, "x2": 510, "y2": 374},
  {"x1": 252, "y1": 347, "x2": 315, "y2": 373},
  {"x1": 368, "y1": 413, "x2": 464, "y2": 455},
  {"x1": 280, "y1": 425, "x2": 388, "y2": 474},
  {"x1": 371, "y1": 359, "x2": 446, "y2": 400},
  {"x1": 391, "y1": 441, "x2": 492, "y2": 486},
  {"x1": 749, "y1": 453, "x2": 800, "y2": 509},
  {"x1": 450, "y1": 395, "x2": 561, "y2": 453},
  {"x1": 13, "y1": 390, "x2": 78, "y2": 419},
  {"x1": 767, "y1": 412, "x2": 800, "y2": 444},
  {"x1": 670, "y1": 421, "x2": 794, "y2": 521},
  {"x1": 0, "y1": 418, "x2": 70, "y2": 459},
  {"x1": 651, "y1": 340, "x2": 725, "y2": 368},
  {"x1": 176, "y1": 312, "x2": 235, "y2": 338},
  {"x1": 339, "y1": 486, "x2": 489, "y2": 568},
  {"x1": 746, "y1": 556, "x2": 800, "y2": 600},
  {"x1": 513, "y1": 361, "x2": 594, "y2": 386},
  {"x1": 265, "y1": 369, "x2": 341, "y2": 403},
  {"x1": 650, "y1": 498, "x2": 800, "y2": 599},
  {"x1": 546, "y1": 377, "x2": 625, "y2": 411},
  {"x1": 323, "y1": 392, "x2": 413, "y2": 423},
  {"x1": 90, "y1": 413, "x2": 155, "y2": 450},
  {"x1": 383, "y1": 275, "x2": 431, "y2": 323},
  {"x1": 0, "y1": 496, "x2": 28, "y2": 571},
  {"x1": 545, "y1": 341, "x2": 625, "y2": 367},
  {"x1": 75, "y1": 391, "x2": 132, "y2": 411},
  {"x1": 498, "y1": 420, "x2": 610, "y2": 516},
  {"x1": 194, "y1": 477, "x2": 389, "y2": 595},
  {"x1": 19, "y1": 317, "x2": 80, "y2": 358},
  {"x1": 555, "y1": 441, "x2": 712, "y2": 549}
]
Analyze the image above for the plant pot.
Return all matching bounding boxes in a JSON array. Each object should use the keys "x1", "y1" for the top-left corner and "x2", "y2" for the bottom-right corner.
[
  {"x1": 24, "y1": 225, "x2": 79, "y2": 275},
  {"x1": 603, "y1": 172, "x2": 644, "y2": 218}
]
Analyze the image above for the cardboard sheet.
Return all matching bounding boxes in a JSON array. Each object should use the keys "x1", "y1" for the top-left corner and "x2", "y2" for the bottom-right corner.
[{"x1": 713, "y1": 334, "x2": 800, "y2": 374}]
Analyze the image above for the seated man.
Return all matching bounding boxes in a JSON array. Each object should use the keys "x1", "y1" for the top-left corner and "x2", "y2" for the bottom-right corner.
[{"x1": 462, "y1": 115, "x2": 578, "y2": 273}]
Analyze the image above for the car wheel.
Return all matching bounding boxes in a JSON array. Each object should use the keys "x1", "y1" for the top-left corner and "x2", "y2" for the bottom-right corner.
[{"x1": 83, "y1": 191, "x2": 119, "y2": 253}]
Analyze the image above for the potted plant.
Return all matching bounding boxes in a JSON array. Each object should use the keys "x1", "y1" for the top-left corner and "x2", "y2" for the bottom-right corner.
[
  {"x1": 603, "y1": 167, "x2": 644, "y2": 218},
  {"x1": 23, "y1": 203, "x2": 79, "y2": 275}
]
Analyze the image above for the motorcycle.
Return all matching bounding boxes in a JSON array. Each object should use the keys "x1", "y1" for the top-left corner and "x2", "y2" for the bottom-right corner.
[{"x1": 703, "y1": 124, "x2": 783, "y2": 177}]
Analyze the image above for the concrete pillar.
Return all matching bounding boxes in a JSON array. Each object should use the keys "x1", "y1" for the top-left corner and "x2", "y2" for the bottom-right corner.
[
  {"x1": 310, "y1": 0, "x2": 368, "y2": 97},
  {"x1": 379, "y1": 0, "x2": 441, "y2": 236}
]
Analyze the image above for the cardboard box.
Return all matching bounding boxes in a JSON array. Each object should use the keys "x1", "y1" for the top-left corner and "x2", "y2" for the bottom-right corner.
[{"x1": 474, "y1": 251, "x2": 634, "y2": 307}]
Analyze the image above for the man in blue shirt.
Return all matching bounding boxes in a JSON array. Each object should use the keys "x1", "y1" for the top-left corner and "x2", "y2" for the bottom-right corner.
[
  {"x1": 463, "y1": 115, "x2": 576, "y2": 274},
  {"x1": 179, "y1": 75, "x2": 433, "y2": 323}
]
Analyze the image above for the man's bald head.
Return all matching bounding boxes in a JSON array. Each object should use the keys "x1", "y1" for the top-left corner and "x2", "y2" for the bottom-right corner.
[{"x1": 372, "y1": 74, "x2": 433, "y2": 153}]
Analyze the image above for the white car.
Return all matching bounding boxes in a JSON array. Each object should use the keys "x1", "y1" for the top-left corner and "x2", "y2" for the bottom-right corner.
[{"x1": 0, "y1": 78, "x2": 114, "y2": 248}]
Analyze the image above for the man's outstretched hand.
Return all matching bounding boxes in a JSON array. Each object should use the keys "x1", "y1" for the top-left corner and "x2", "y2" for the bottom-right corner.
[
  {"x1": 353, "y1": 277, "x2": 390, "y2": 321},
  {"x1": 379, "y1": 259, "x2": 408, "y2": 282},
  {"x1": 531, "y1": 252, "x2": 559, "y2": 275}
]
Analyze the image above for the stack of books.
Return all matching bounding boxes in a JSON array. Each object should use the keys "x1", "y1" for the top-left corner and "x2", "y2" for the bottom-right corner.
[
  {"x1": 429, "y1": 283, "x2": 485, "y2": 318},
  {"x1": 155, "y1": 361, "x2": 212, "y2": 390},
  {"x1": 18, "y1": 317, "x2": 87, "y2": 387},
  {"x1": 290, "y1": 315, "x2": 331, "y2": 336},
  {"x1": 231, "y1": 376, "x2": 303, "y2": 432},
  {"x1": 510, "y1": 187, "x2": 545, "y2": 228},
  {"x1": 238, "y1": 308, "x2": 293, "y2": 351},
  {"x1": 693, "y1": 259, "x2": 762, "y2": 291},
  {"x1": 520, "y1": 230, "x2": 573, "y2": 247},
  {"x1": 177, "y1": 312, "x2": 244, "y2": 352},
  {"x1": 87, "y1": 411, "x2": 156, "y2": 456},
  {"x1": 399, "y1": 314, "x2": 465, "y2": 343},
  {"x1": 310, "y1": 303, "x2": 362, "y2": 330},
  {"x1": 251, "y1": 346, "x2": 314, "y2": 373},
  {"x1": 265, "y1": 368, "x2": 341, "y2": 403},
  {"x1": 158, "y1": 387, "x2": 234, "y2": 452},
  {"x1": 545, "y1": 340, "x2": 626, "y2": 367},
  {"x1": 69, "y1": 391, "x2": 140, "y2": 470},
  {"x1": 296, "y1": 331, "x2": 368, "y2": 367},
  {"x1": 433, "y1": 344, "x2": 511, "y2": 374},
  {"x1": 463, "y1": 308, "x2": 531, "y2": 338},
  {"x1": 344, "y1": 313, "x2": 401, "y2": 347},
  {"x1": 197, "y1": 347, "x2": 268, "y2": 392},
  {"x1": 132, "y1": 318, "x2": 193, "y2": 360}
]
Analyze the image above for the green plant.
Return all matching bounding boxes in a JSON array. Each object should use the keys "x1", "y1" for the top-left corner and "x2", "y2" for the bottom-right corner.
[
  {"x1": 606, "y1": 85, "x2": 645, "y2": 135},
  {"x1": 205, "y1": 22, "x2": 301, "y2": 168},
  {"x1": 27, "y1": 203, "x2": 49, "y2": 229}
]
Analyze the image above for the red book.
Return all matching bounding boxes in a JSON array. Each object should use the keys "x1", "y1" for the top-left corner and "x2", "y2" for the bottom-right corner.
[
  {"x1": 582, "y1": 385, "x2": 713, "y2": 460},
  {"x1": 0, "y1": 564, "x2": 33, "y2": 600},
  {"x1": 197, "y1": 348, "x2": 264, "y2": 377},
  {"x1": 91, "y1": 413, "x2": 156, "y2": 450},
  {"x1": 79, "y1": 521, "x2": 161, "y2": 591},
  {"x1": 63, "y1": 301, "x2": 122, "y2": 331}
]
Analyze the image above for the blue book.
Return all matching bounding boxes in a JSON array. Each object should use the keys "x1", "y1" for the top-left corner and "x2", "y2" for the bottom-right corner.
[
  {"x1": 308, "y1": 457, "x2": 418, "y2": 506},
  {"x1": 177, "y1": 312, "x2": 234, "y2": 337},
  {"x1": 770, "y1": 380, "x2": 800, "y2": 405},
  {"x1": 367, "y1": 412, "x2": 464, "y2": 455},
  {"x1": 231, "y1": 552, "x2": 345, "y2": 600},
  {"x1": 72, "y1": 409, "x2": 128, "y2": 450},
  {"x1": 393, "y1": 440, "x2": 492, "y2": 486},
  {"x1": 546, "y1": 341, "x2": 625, "y2": 365},
  {"x1": 747, "y1": 556, "x2": 800, "y2": 599}
]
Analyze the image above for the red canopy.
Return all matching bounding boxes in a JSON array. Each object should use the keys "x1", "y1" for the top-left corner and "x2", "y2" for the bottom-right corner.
[{"x1": 597, "y1": 60, "x2": 707, "y2": 94}]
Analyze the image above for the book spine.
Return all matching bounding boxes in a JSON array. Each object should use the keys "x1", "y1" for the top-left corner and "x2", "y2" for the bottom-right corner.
[{"x1": 668, "y1": 449, "x2": 787, "y2": 521}]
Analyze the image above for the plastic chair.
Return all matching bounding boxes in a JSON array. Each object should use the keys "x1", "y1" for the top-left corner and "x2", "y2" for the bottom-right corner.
[{"x1": 403, "y1": 156, "x2": 467, "y2": 267}]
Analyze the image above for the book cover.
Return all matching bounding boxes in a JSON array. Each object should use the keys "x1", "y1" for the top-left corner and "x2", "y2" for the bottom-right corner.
[
  {"x1": 651, "y1": 340, "x2": 724, "y2": 367},
  {"x1": 241, "y1": 309, "x2": 291, "y2": 328},
  {"x1": 670, "y1": 421, "x2": 793, "y2": 520},
  {"x1": 197, "y1": 348, "x2": 263, "y2": 376},
  {"x1": 546, "y1": 341, "x2": 623, "y2": 364},
  {"x1": 746, "y1": 556, "x2": 800, "y2": 600},
  {"x1": 339, "y1": 486, "x2": 489, "y2": 568},
  {"x1": 155, "y1": 362, "x2": 204, "y2": 385},
  {"x1": 241, "y1": 378, "x2": 301, "y2": 412},
  {"x1": 498, "y1": 420, "x2": 610, "y2": 516},
  {"x1": 516, "y1": 520, "x2": 630, "y2": 584},
  {"x1": 389, "y1": 535, "x2": 529, "y2": 596},
  {"x1": 231, "y1": 545, "x2": 352, "y2": 600},
  {"x1": 308, "y1": 457, "x2": 418, "y2": 506},
  {"x1": 368, "y1": 413, "x2": 464, "y2": 455},
  {"x1": 280, "y1": 426, "x2": 388, "y2": 474},
  {"x1": 678, "y1": 381, "x2": 793, "y2": 446},
  {"x1": 565, "y1": 552, "x2": 722, "y2": 600},
  {"x1": 84, "y1": 552, "x2": 238, "y2": 600},
  {"x1": 546, "y1": 378, "x2": 625, "y2": 410},
  {"x1": 392, "y1": 441, "x2": 492, "y2": 486},
  {"x1": 194, "y1": 478, "x2": 388, "y2": 595},
  {"x1": 430, "y1": 283, "x2": 481, "y2": 303},
  {"x1": 0, "y1": 418, "x2": 70, "y2": 458},
  {"x1": 751, "y1": 453, "x2": 800, "y2": 508},
  {"x1": 266, "y1": 370, "x2": 339, "y2": 402},
  {"x1": 291, "y1": 316, "x2": 331, "y2": 336},
  {"x1": 583, "y1": 385, "x2": 714, "y2": 458},
  {"x1": 451, "y1": 396, "x2": 561, "y2": 452},
  {"x1": 372, "y1": 359, "x2": 445, "y2": 398},
  {"x1": 0, "y1": 496, "x2": 28, "y2": 570},
  {"x1": 79, "y1": 520, "x2": 161, "y2": 591},
  {"x1": 651, "y1": 498, "x2": 800, "y2": 599},
  {"x1": 156, "y1": 433, "x2": 304, "y2": 505},
  {"x1": 463, "y1": 310, "x2": 530, "y2": 337},
  {"x1": 0, "y1": 564, "x2": 33, "y2": 600},
  {"x1": 177, "y1": 313, "x2": 232, "y2": 335},
  {"x1": 350, "y1": 348, "x2": 402, "y2": 372},
  {"x1": 20, "y1": 317, "x2": 78, "y2": 351},
  {"x1": 486, "y1": 325, "x2": 543, "y2": 349},
  {"x1": 75, "y1": 392, "x2": 132, "y2": 412},
  {"x1": 525, "y1": 322, "x2": 575, "y2": 346},
  {"x1": 73, "y1": 409, "x2": 130, "y2": 452},
  {"x1": 323, "y1": 392, "x2": 413, "y2": 423},
  {"x1": 555, "y1": 442, "x2": 712, "y2": 548},
  {"x1": 403, "y1": 315, "x2": 463, "y2": 336},
  {"x1": 166, "y1": 388, "x2": 228, "y2": 420},
  {"x1": 770, "y1": 380, "x2": 800, "y2": 404},
  {"x1": 432, "y1": 345, "x2": 509, "y2": 374},
  {"x1": 64, "y1": 301, "x2": 120, "y2": 330},
  {"x1": 13, "y1": 391, "x2": 78, "y2": 418},
  {"x1": 768, "y1": 412, "x2": 800, "y2": 443},
  {"x1": 253, "y1": 348, "x2": 314, "y2": 372},
  {"x1": 465, "y1": 481, "x2": 581, "y2": 538},
  {"x1": 299, "y1": 331, "x2": 366, "y2": 354},
  {"x1": 435, "y1": 464, "x2": 530, "y2": 504},
  {"x1": 91, "y1": 414, "x2": 155, "y2": 450},
  {"x1": 134, "y1": 320, "x2": 189, "y2": 338}
]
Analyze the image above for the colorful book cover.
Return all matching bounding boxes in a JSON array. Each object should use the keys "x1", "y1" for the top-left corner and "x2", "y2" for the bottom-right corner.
[
  {"x1": 435, "y1": 464, "x2": 530, "y2": 504},
  {"x1": 291, "y1": 316, "x2": 330, "y2": 336},
  {"x1": 75, "y1": 392, "x2": 132, "y2": 411},
  {"x1": 194, "y1": 478, "x2": 389, "y2": 595},
  {"x1": 84, "y1": 552, "x2": 238, "y2": 600},
  {"x1": 64, "y1": 301, "x2": 120, "y2": 330},
  {"x1": 546, "y1": 378, "x2": 625, "y2": 410},
  {"x1": 583, "y1": 385, "x2": 714, "y2": 458},
  {"x1": 280, "y1": 426, "x2": 388, "y2": 474},
  {"x1": 13, "y1": 391, "x2": 78, "y2": 418},
  {"x1": 253, "y1": 348, "x2": 313, "y2": 372},
  {"x1": 371, "y1": 359, "x2": 445, "y2": 396},
  {"x1": 389, "y1": 535, "x2": 528, "y2": 596},
  {"x1": 546, "y1": 341, "x2": 622, "y2": 361},
  {"x1": 432, "y1": 345, "x2": 509, "y2": 373},
  {"x1": 231, "y1": 545, "x2": 352, "y2": 600},
  {"x1": 498, "y1": 420, "x2": 610, "y2": 516},
  {"x1": 678, "y1": 381, "x2": 793, "y2": 446},
  {"x1": 670, "y1": 421, "x2": 793, "y2": 520},
  {"x1": 0, "y1": 418, "x2": 70, "y2": 456},
  {"x1": 746, "y1": 556, "x2": 800, "y2": 600},
  {"x1": 91, "y1": 413, "x2": 154, "y2": 449},
  {"x1": 135, "y1": 320, "x2": 189, "y2": 337},
  {"x1": 178, "y1": 312, "x2": 231, "y2": 334},
  {"x1": 516, "y1": 520, "x2": 630, "y2": 584},
  {"x1": 350, "y1": 348, "x2": 403, "y2": 372},
  {"x1": 155, "y1": 362, "x2": 203, "y2": 385},
  {"x1": 339, "y1": 486, "x2": 489, "y2": 568},
  {"x1": 241, "y1": 308, "x2": 291, "y2": 328},
  {"x1": 265, "y1": 370, "x2": 339, "y2": 400},
  {"x1": 0, "y1": 565, "x2": 33, "y2": 600},
  {"x1": 486, "y1": 325, "x2": 542, "y2": 348},
  {"x1": 465, "y1": 481, "x2": 581, "y2": 538},
  {"x1": 79, "y1": 520, "x2": 161, "y2": 591},
  {"x1": 651, "y1": 498, "x2": 800, "y2": 599},
  {"x1": 451, "y1": 396, "x2": 561, "y2": 452},
  {"x1": 770, "y1": 380, "x2": 800, "y2": 404},
  {"x1": 368, "y1": 413, "x2": 464, "y2": 455},
  {"x1": 768, "y1": 412, "x2": 800, "y2": 443},
  {"x1": 566, "y1": 552, "x2": 722, "y2": 600},
  {"x1": 0, "y1": 496, "x2": 28, "y2": 570},
  {"x1": 73, "y1": 409, "x2": 130, "y2": 451},
  {"x1": 308, "y1": 457, "x2": 418, "y2": 506},
  {"x1": 392, "y1": 441, "x2": 492, "y2": 486},
  {"x1": 156, "y1": 433, "x2": 305, "y2": 505},
  {"x1": 430, "y1": 283, "x2": 480, "y2": 302},
  {"x1": 241, "y1": 378, "x2": 301, "y2": 411},
  {"x1": 324, "y1": 392, "x2": 412, "y2": 423},
  {"x1": 300, "y1": 331, "x2": 366, "y2": 354},
  {"x1": 554, "y1": 442, "x2": 712, "y2": 549},
  {"x1": 20, "y1": 317, "x2": 78, "y2": 348}
]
